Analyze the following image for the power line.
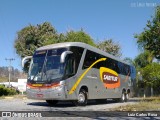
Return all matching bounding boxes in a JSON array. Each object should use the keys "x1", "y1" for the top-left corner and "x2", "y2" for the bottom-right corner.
[{"x1": 5, "y1": 58, "x2": 15, "y2": 86}]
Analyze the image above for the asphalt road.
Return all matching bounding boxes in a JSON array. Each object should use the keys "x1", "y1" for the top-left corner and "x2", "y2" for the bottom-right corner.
[
  {"x1": 0, "y1": 97, "x2": 159, "y2": 120},
  {"x1": 0, "y1": 97, "x2": 137, "y2": 111}
]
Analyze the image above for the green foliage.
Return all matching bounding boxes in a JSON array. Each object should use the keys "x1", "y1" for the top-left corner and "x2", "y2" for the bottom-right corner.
[
  {"x1": 142, "y1": 63, "x2": 160, "y2": 88},
  {"x1": 134, "y1": 51, "x2": 153, "y2": 69},
  {"x1": 135, "y1": 6, "x2": 160, "y2": 59},
  {"x1": 14, "y1": 22, "x2": 58, "y2": 57},
  {"x1": 14, "y1": 23, "x2": 96, "y2": 58},
  {"x1": 14, "y1": 22, "x2": 121, "y2": 59},
  {"x1": 63, "y1": 30, "x2": 96, "y2": 46},
  {"x1": 134, "y1": 51, "x2": 155, "y2": 91},
  {"x1": 123, "y1": 57, "x2": 135, "y2": 65},
  {"x1": 97, "y1": 39, "x2": 121, "y2": 57},
  {"x1": 136, "y1": 62, "x2": 160, "y2": 95},
  {"x1": 0, "y1": 85, "x2": 18, "y2": 96}
]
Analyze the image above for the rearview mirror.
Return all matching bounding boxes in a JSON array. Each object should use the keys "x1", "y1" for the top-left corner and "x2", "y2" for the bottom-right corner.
[
  {"x1": 22, "y1": 56, "x2": 32, "y2": 68},
  {"x1": 60, "y1": 51, "x2": 73, "y2": 63}
]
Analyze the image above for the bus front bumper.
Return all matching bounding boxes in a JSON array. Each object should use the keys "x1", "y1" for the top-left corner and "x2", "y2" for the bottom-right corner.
[{"x1": 26, "y1": 85, "x2": 66, "y2": 100}]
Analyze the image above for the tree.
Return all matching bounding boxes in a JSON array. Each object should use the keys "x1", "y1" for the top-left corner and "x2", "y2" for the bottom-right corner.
[
  {"x1": 63, "y1": 30, "x2": 95, "y2": 46},
  {"x1": 134, "y1": 50, "x2": 159, "y2": 96},
  {"x1": 14, "y1": 24, "x2": 96, "y2": 58},
  {"x1": 135, "y1": 6, "x2": 160, "y2": 59},
  {"x1": 97, "y1": 39, "x2": 121, "y2": 57},
  {"x1": 142, "y1": 63, "x2": 160, "y2": 95},
  {"x1": 134, "y1": 51, "x2": 154, "y2": 69},
  {"x1": 123, "y1": 57, "x2": 135, "y2": 65},
  {"x1": 14, "y1": 22, "x2": 58, "y2": 57}
]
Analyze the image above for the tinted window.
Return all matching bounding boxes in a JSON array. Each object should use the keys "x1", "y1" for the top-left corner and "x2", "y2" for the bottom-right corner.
[
  {"x1": 47, "y1": 48, "x2": 67, "y2": 56},
  {"x1": 82, "y1": 50, "x2": 100, "y2": 69},
  {"x1": 105, "y1": 58, "x2": 119, "y2": 73},
  {"x1": 34, "y1": 50, "x2": 46, "y2": 57},
  {"x1": 117, "y1": 62, "x2": 130, "y2": 75},
  {"x1": 69, "y1": 46, "x2": 84, "y2": 73},
  {"x1": 82, "y1": 50, "x2": 130, "y2": 76}
]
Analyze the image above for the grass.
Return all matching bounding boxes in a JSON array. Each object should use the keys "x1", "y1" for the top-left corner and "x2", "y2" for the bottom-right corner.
[
  {"x1": 0, "y1": 94, "x2": 27, "y2": 99},
  {"x1": 111, "y1": 97, "x2": 160, "y2": 111},
  {"x1": 0, "y1": 96, "x2": 6, "y2": 99}
]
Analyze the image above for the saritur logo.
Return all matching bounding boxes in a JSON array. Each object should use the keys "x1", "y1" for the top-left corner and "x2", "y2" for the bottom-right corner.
[
  {"x1": 103, "y1": 72, "x2": 118, "y2": 83},
  {"x1": 100, "y1": 67, "x2": 120, "y2": 88}
]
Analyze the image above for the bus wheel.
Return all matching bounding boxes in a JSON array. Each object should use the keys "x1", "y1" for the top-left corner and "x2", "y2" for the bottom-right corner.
[
  {"x1": 74, "y1": 89, "x2": 88, "y2": 106},
  {"x1": 121, "y1": 92, "x2": 127, "y2": 102},
  {"x1": 126, "y1": 93, "x2": 130, "y2": 101},
  {"x1": 46, "y1": 100, "x2": 58, "y2": 106}
]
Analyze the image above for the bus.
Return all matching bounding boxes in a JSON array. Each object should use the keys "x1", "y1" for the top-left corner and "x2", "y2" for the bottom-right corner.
[{"x1": 22, "y1": 42, "x2": 136, "y2": 106}]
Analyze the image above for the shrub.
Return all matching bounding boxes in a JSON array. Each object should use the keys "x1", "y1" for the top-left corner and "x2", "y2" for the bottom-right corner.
[{"x1": 0, "y1": 85, "x2": 18, "y2": 96}]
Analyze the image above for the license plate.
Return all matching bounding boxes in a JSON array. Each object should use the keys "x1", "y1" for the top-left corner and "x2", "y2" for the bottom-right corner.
[{"x1": 36, "y1": 94, "x2": 43, "y2": 98}]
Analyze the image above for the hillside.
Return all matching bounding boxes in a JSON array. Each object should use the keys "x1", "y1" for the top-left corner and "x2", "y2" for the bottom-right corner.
[
  {"x1": 0, "y1": 76, "x2": 8, "y2": 82},
  {"x1": 0, "y1": 67, "x2": 27, "y2": 82}
]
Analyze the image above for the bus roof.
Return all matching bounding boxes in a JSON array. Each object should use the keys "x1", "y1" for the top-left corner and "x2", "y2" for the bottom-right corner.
[{"x1": 37, "y1": 42, "x2": 131, "y2": 66}]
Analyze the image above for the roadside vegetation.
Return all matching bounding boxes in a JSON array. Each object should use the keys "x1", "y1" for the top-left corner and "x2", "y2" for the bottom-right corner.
[
  {"x1": 0, "y1": 85, "x2": 19, "y2": 96},
  {"x1": 124, "y1": 6, "x2": 160, "y2": 97},
  {"x1": 111, "y1": 97, "x2": 160, "y2": 111}
]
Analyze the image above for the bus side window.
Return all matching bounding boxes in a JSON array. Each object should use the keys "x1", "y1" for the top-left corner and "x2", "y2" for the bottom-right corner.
[
  {"x1": 113, "y1": 61, "x2": 120, "y2": 73},
  {"x1": 106, "y1": 59, "x2": 119, "y2": 73},
  {"x1": 69, "y1": 46, "x2": 84, "y2": 73},
  {"x1": 118, "y1": 62, "x2": 124, "y2": 75},
  {"x1": 82, "y1": 50, "x2": 99, "y2": 69},
  {"x1": 83, "y1": 50, "x2": 92, "y2": 69},
  {"x1": 65, "y1": 55, "x2": 75, "y2": 77},
  {"x1": 126, "y1": 65, "x2": 130, "y2": 76}
]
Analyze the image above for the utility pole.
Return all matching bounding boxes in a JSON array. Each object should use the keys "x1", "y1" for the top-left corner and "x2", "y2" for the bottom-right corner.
[{"x1": 5, "y1": 58, "x2": 15, "y2": 87}]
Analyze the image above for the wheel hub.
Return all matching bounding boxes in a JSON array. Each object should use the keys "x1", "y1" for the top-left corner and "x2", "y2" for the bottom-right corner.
[{"x1": 78, "y1": 93, "x2": 85, "y2": 103}]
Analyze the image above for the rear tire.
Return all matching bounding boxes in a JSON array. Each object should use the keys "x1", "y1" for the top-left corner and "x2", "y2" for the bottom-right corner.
[
  {"x1": 73, "y1": 89, "x2": 88, "y2": 106},
  {"x1": 114, "y1": 92, "x2": 127, "y2": 102},
  {"x1": 121, "y1": 92, "x2": 127, "y2": 102},
  {"x1": 46, "y1": 100, "x2": 58, "y2": 106},
  {"x1": 126, "y1": 93, "x2": 130, "y2": 101}
]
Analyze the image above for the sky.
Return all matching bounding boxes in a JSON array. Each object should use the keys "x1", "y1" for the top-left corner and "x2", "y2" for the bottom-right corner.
[{"x1": 0, "y1": 0, "x2": 159, "y2": 71}]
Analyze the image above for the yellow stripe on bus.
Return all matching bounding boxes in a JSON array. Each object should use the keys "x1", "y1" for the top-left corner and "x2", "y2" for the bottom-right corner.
[{"x1": 69, "y1": 58, "x2": 106, "y2": 94}]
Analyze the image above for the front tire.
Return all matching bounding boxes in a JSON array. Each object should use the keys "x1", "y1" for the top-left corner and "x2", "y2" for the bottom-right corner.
[
  {"x1": 73, "y1": 89, "x2": 88, "y2": 106},
  {"x1": 46, "y1": 100, "x2": 58, "y2": 106}
]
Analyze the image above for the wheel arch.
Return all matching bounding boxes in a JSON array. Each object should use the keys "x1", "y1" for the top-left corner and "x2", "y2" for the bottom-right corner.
[
  {"x1": 127, "y1": 89, "x2": 130, "y2": 94},
  {"x1": 80, "y1": 85, "x2": 88, "y2": 92},
  {"x1": 122, "y1": 88, "x2": 126, "y2": 93}
]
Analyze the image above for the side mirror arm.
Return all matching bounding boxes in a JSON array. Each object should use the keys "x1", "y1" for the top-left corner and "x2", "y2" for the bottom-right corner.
[
  {"x1": 22, "y1": 56, "x2": 32, "y2": 68},
  {"x1": 60, "y1": 51, "x2": 73, "y2": 63}
]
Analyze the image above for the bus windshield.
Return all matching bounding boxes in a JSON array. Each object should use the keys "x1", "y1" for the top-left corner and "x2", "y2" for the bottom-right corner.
[
  {"x1": 43, "y1": 55, "x2": 64, "y2": 81},
  {"x1": 28, "y1": 48, "x2": 66, "y2": 83}
]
